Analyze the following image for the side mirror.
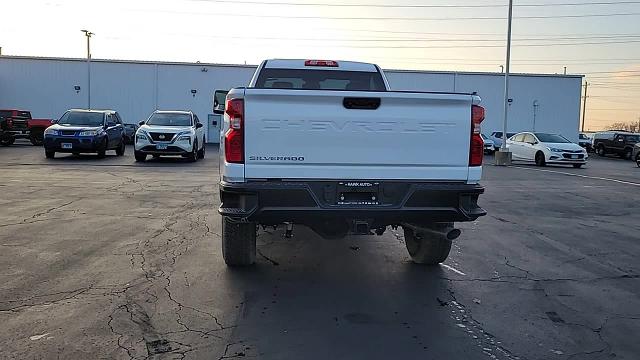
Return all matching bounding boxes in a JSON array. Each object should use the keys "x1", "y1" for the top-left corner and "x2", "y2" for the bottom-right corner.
[
  {"x1": 195, "y1": 122, "x2": 203, "y2": 129},
  {"x1": 138, "y1": 120, "x2": 145, "y2": 126},
  {"x1": 106, "y1": 121, "x2": 116, "y2": 128},
  {"x1": 51, "y1": 119, "x2": 58, "y2": 124},
  {"x1": 213, "y1": 89, "x2": 229, "y2": 115}
]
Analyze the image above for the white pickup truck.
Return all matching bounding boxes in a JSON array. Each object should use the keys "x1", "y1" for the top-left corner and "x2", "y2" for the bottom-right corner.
[{"x1": 214, "y1": 59, "x2": 486, "y2": 266}]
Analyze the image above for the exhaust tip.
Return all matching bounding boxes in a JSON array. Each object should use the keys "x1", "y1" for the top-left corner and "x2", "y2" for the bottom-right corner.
[{"x1": 447, "y1": 228, "x2": 462, "y2": 240}]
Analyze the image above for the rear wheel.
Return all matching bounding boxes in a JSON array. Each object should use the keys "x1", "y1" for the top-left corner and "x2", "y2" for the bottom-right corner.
[
  {"x1": 624, "y1": 148, "x2": 632, "y2": 160},
  {"x1": 116, "y1": 140, "x2": 125, "y2": 156},
  {"x1": 134, "y1": 151, "x2": 147, "y2": 162},
  {"x1": 636, "y1": 153, "x2": 640, "y2": 168},
  {"x1": 403, "y1": 226, "x2": 452, "y2": 265},
  {"x1": 572, "y1": 164, "x2": 583, "y2": 168},
  {"x1": 535, "y1": 151, "x2": 546, "y2": 167},
  {"x1": 597, "y1": 145, "x2": 606, "y2": 157},
  {"x1": 45, "y1": 150, "x2": 55, "y2": 159},
  {"x1": 29, "y1": 130, "x2": 44, "y2": 146},
  {"x1": 221, "y1": 216, "x2": 256, "y2": 266}
]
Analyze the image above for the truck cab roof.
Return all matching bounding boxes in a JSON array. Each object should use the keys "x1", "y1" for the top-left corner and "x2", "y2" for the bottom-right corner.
[{"x1": 263, "y1": 59, "x2": 379, "y2": 72}]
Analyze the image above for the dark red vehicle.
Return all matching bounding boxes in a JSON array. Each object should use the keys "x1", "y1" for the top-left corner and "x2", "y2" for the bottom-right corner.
[{"x1": 0, "y1": 109, "x2": 53, "y2": 146}]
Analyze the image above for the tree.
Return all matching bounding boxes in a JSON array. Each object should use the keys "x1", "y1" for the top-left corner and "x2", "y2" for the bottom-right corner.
[{"x1": 606, "y1": 120, "x2": 640, "y2": 133}]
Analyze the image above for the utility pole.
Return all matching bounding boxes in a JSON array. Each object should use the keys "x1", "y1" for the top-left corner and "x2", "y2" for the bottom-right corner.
[
  {"x1": 581, "y1": 81, "x2": 588, "y2": 132},
  {"x1": 496, "y1": 0, "x2": 514, "y2": 166},
  {"x1": 81, "y1": 30, "x2": 94, "y2": 109}
]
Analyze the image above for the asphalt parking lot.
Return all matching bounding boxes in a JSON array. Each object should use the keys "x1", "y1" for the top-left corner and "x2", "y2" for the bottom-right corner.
[{"x1": 1, "y1": 142, "x2": 639, "y2": 360}]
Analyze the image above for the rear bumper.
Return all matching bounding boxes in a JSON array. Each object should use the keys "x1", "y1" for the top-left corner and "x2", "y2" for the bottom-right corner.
[{"x1": 219, "y1": 180, "x2": 486, "y2": 228}]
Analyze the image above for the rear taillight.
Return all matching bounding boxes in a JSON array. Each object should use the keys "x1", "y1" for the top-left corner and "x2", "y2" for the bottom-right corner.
[
  {"x1": 224, "y1": 98, "x2": 244, "y2": 163},
  {"x1": 469, "y1": 105, "x2": 485, "y2": 166},
  {"x1": 7, "y1": 118, "x2": 13, "y2": 127}
]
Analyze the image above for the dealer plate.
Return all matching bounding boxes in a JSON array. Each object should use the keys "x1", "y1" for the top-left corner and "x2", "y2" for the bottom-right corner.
[{"x1": 61, "y1": 143, "x2": 73, "y2": 149}]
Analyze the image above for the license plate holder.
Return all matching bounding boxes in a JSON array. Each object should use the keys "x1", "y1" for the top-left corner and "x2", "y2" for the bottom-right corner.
[
  {"x1": 336, "y1": 181, "x2": 380, "y2": 205},
  {"x1": 61, "y1": 143, "x2": 72, "y2": 149},
  {"x1": 156, "y1": 143, "x2": 168, "y2": 150}
]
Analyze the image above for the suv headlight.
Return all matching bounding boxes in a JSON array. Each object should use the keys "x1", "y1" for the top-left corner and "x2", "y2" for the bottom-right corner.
[
  {"x1": 136, "y1": 131, "x2": 149, "y2": 141},
  {"x1": 44, "y1": 128, "x2": 58, "y2": 136},
  {"x1": 78, "y1": 130, "x2": 100, "y2": 136}
]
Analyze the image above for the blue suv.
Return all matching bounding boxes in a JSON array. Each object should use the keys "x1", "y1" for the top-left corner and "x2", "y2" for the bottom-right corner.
[{"x1": 44, "y1": 109, "x2": 126, "y2": 159}]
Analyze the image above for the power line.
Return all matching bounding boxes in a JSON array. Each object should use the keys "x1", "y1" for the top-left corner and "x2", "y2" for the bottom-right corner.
[
  {"x1": 217, "y1": 39, "x2": 640, "y2": 48},
  {"x1": 185, "y1": 34, "x2": 640, "y2": 43},
  {"x1": 147, "y1": 9, "x2": 640, "y2": 21},
  {"x1": 195, "y1": 0, "x2": 640, "y2": 8}
]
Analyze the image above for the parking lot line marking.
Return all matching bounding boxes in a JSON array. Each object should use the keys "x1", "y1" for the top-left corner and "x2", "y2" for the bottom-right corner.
[
  {"x1": 511, "y1": 166, "x2": 640, "y2": 187},
  {"x1": 442, "y1": 264, "x2": 467, "y2": 276}
]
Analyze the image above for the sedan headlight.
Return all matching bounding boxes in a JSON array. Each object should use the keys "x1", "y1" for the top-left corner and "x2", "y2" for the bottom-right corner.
[
  {"x1": 78, "y1": 130, "x2": 100, "y2": 136},
  {"x1": 44, "y1": 128, "x2": 58, "y2": 136},
  {"x1": 548, "y1": 148, "x2": 564, "y2": 152}
]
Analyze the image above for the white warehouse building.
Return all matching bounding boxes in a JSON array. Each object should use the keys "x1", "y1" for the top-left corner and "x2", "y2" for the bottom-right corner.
[{"x1": 0, "y1": 56, "x2": 583, "y2": 143}]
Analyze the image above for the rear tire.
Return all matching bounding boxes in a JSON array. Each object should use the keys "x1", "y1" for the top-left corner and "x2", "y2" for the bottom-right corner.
[
  {"x1": 636, "y1": 153, "x2": 640, "y2": 168},
  {"x1": 624, "y1": 148, "x2": 632, "y2": 160},
  {"x1": 30, "y1": 131, "x2": 44, "y2": 146},
  {"x1": 45, "y1": 150, "x2": 55, "y2": 159},
  {"x1": 116, "y1": 140, "x2": 125, "y2": 156},
  {"x1": 403, "y1": 226, "x2": 452, "y2": 265},
  {"x1": 535, "y1": 151, "x2": 546, "y2": 167},
  {"x1": 134, "y1": 151, "x2": 147, "y2": 162},
  {"x1": 221, "y1": 216, "x2": 256, "y2": 266},
  {"x1": 597, "y1": 145, "x2": 606, "y2": 157},
  {"x1": 572, "y1": 164, "x2": 583, "y2": 168}
]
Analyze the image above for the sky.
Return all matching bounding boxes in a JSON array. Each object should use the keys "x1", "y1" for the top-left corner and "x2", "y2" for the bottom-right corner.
[{"x1": 1, "y1": 0, "x2": 639, "y2": 131}]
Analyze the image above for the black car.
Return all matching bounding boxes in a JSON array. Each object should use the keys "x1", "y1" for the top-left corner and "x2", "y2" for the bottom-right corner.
[
  {"x1": 593, "y1": 131, "x2": 639, "y2": 159},
  {"x1": 123, "y1": 123, "x2": 138, "y2": 144},
  {"x1": 43, "y1": 109, "x2": 126, "y2": 159}
]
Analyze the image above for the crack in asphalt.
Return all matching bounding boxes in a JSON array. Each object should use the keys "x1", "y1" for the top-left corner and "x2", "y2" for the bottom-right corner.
[{"x1": 443, "y1": 288, "x2": 522, "y2": 360}]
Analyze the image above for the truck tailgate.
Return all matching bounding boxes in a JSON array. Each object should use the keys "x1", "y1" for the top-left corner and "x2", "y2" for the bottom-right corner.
[{"x1": 243, "y1": 89, "x2": 473, "y2": 181}]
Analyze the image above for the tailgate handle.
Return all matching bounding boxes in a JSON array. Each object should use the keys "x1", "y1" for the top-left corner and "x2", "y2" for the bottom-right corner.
[{"x1": 343, "y1": 97, "x2": 381, "y2": 110}]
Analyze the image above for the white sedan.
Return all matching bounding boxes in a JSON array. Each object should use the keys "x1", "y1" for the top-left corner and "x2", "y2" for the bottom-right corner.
[{"x1": 507, "y1": 132, "x2": 588, "y2": 168}]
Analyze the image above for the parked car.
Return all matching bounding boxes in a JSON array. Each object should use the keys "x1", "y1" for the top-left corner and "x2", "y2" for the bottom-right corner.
[
  {"x1": 489, "y1": 131, "x2": 516, "y2": 150},
  {"x1": 43, "y1": 109, "x2": 126, "y2": 158},
  {"x1": 592, "y1": 131, "x2": 639, "y2": 159},
  {"x1": 506, "y1": 132, "x2": 587, "y2": 168},
  {"x1": 633, "y1": 143, "x2": 640, "y2": 167},
  {"x1": 214, "y1": 59, "x2": 486, "y2": 266},
  {"x1": 134, "y1": 110, "x2": 205, "y2": 162},
  {"x1": 0, "y1": 109, "x2": 53, "y2": 146},
  {"x1": 578, "y1": 132, "x2": 593, "y2": 152},
  {"x1": 481, "y1": 134, "x2": 495, "y2": 154},
  {"x1": 123, "y1": 123, "x2": 138, "y2": 144}
]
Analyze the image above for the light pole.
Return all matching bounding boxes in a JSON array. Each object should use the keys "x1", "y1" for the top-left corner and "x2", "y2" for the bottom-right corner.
[
  {"x1": 81, "y1": 29, "x2": 94, "y2": 109},
  {"x1": 496, "y1": 0, "x2": 514, "y2": 166},
  {"x1": 533, "y1": 100, "x2": 539, "y2": 132}
]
